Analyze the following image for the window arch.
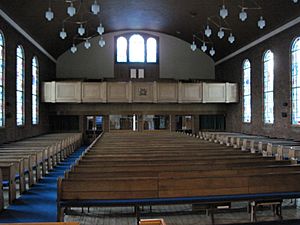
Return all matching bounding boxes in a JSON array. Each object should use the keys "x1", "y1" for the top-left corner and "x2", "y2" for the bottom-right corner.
[
  {"x1": 291, "y1": 37, "x2": 300, "y2": 125},
  {"x1": 32, "y1": 56, "x2": 39, "y2": 125},
  {"x1": 129, "y1": 34, "x2": 145, "y2": 62},
  {"x1": 146, "y1": 37, "x2": 157, "y2": 63},
  {"x1": 16, "y1": 45, "x2": 25, "y2": 126},
  {"x1": 116, "y1": 37, "x2": 128, "y2": 63},
  {"x1": 116, "y1": 33, "x2": 158, "y2": 63},
  {"x1": 263, "y1": 50, "x2": 274, "y2": 124},
  {"x1": 0, "y1": 31, "x2": 4, "y2": 127},
  {"x1": 242, "y1": 59, "x2": 251, "y2": 123}
]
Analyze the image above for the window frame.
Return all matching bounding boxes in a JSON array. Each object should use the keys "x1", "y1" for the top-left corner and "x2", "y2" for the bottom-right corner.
[
  {"x1": 291, "y1": 37, "x2": 300, "y2": 126},
  {"x1": 115, "y1": 33, "x2": 159, "y2": 64},
  {"x1": 0, "y1": 30, "x2": 5, "y2": 128},
  {"x1": 242, "y1": 59, "x2": 251, "y2": 124},
  {"x1": 32, "y1": 56, "x2": 39, "y2": 125},
  {"x1": 262, "y1": 49, "x2": 275, "y2": 125},
  {"x1": 16, "y1": 45, "x2": 25, "y2": 127}
]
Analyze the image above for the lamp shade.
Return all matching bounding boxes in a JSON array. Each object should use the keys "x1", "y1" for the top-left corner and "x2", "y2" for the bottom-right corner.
[
  {"x1": 45, "y1": 8, "x2": 54, "y2": 21},
  {"x1": 78, "y1": 24, "x2": 85, "y2": 36},
  {"x1": 219, "y1": 5, "x2": 228, "y2": 19},
  {"x1": 218, "y1": 29, "x2": 224, "y2": 39},
  {"x1": 59, "y1": 28, "x2": 67, "y2": 39},
  {"x1": 67, "y1": 3, "x2": 76, "y2": 16},
  {"x1": 239, "y1": 9, "x2": 247, "y2": 21},
  {"x1": 228, "y1": 33, "x2": 235, "y2": 44},
  {"x1": 258, "y1": 16, "x2": 266, "y2": 29},
  {"x1": 97, "y1": 23, "x2": 104, "y2": 35},
  {"x1": 209, "y1": 47, "x2": 215, "y2": 56},
  {"x1": 190, "y1": 41, "x2": 197, "y2": 51},
  {"x1": 205, "y1": 25, "x2": 212, "y2": 37},
  {"x1": 91, "y1": 1, "x2": 100, "y2": 14},
  {"x1": 99, "y1": 36, "x2": 105, "y2": 47},
  {"x1": 201, "y1": 43, "x2": 207, "y2": 52},
  {"x1": 70, "y1": 44, "x2": 77, "y2": 53},
  {"x1": 84, "y1": 40, "x2": 91, "y2": 49}
]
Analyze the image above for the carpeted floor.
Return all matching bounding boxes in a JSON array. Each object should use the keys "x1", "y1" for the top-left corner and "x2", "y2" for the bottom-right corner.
[{"x1": 0, "y1": 146, "x2": 86, "y2": 223}]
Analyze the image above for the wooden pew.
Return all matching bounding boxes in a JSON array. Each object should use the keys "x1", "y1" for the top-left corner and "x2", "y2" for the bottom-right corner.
[
  {"x1": 0, "y1": 168, "x2": 3, "y2": 211},
  {"x1": 139, "y1": 219, "x2": 166, "y2": 225},
  {"x1": 0, "y1": 162, "x2": 16, "y2": 204}
]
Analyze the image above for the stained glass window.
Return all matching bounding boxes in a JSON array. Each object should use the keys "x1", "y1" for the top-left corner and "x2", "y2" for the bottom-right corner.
[
  {"x1": 146, "y1": 38, "x2": 157, "y2": 63},
  {"x1": 116, "y1": 37, "x2": 127, "y2": 63},
  {"x1": 243, "y1": 59, "x2": 251, "y2": 123},
  {"x1": 32, "y1": 56, "x2": 39, "y2": 125},
  {"x1": 129, "y1": 34, "x2": 145, "y2": 62},
  {"x1": 263, "y1": 50, "x2": 274, "y2": 124},
  {"x1": 16, "y1": 45, "x2": 25, "y2": 126},
  {"x1": 0, "y1": 31, "x2": 4, "y2": 127},
  {"x1": 292, "y1": 37, "x2": 300, "y2": 125}
]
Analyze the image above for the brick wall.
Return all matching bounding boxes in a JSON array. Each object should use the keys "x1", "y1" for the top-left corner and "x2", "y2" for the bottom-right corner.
[
  {"x1": 216, "y1": 23, "x2": 300, "y2": 140},
  {"x1": 0, "y1": 17, "x2": 56, "y2": 144}
]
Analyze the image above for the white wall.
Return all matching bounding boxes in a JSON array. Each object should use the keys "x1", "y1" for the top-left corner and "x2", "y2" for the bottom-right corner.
[{"x1": 56, "y1": 30, "x2": 215, "y2": 80}]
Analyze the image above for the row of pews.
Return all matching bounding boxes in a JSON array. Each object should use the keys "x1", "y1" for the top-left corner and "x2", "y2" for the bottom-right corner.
[
  {"x1": 0, "y1": 132, "x2": 82, "y2": 211},
  {"x1": 200, "y1": 131, "x2": 300, "y2": 162},
  {"x1": 58, "y1": 131, "x2": 300, "y2": 224}
]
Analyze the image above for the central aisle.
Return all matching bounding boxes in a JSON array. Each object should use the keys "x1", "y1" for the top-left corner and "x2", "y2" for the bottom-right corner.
[{"x1": 0, "y1": 146, "x2": 86, "y2": 223}]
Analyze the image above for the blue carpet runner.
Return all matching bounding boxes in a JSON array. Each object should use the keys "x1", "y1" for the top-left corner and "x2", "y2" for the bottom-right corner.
[{"x1": 0, "y1": 146, "x2": 86, "y2": 223}]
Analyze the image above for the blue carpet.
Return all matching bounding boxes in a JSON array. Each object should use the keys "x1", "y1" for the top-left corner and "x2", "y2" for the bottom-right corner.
[{"x1": 0, "y1": 146, "x2": 86, "y2": 223}]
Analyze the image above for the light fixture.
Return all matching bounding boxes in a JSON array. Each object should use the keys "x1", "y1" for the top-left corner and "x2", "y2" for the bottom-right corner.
[
  {"x1": 205, "y1": 25, "x2": 212, "y2": 37},
  {"x1": 84, "y1": 40, "x2": 91, "y2": 49},
  {"x1": 45, "y1": 0, "x2": 106, "y2": 54},
  {"x1": 97, "y1": 23, "x2": 104, "y2": 35},
  {"x1": 257, "y1": 16, "x2": 266, "y2": 29},
  {"x1": 239, "y1": 8, "x2": 247, "y2": 21},
  {"x1": 59, "y1": 28, "x2": 67, "y2": 39},
  {"x1": 91, "y1": 0, "x2": 100, "y2": 14},
  {"x1": 190, "y1": 41, "x2": 197, "y2": 51},
  {"x1": 292, "y1": 0, "x2": 298, "y2": 3},
  {"x1": 201, "y1": 42, "x2": 207, "y2": 52},
  {"x1": 45, "y1": 7, "x2": 54, "y2": 21},
  {"x1": 209, "y1": 47, "x2": 215, "y2": 56},
  {"x1": 228, "y1": 33, "x2": 235, "y2": 44},
  {"x1": 99, "y1": 36, "x2": 105, "y2": 47},
  {"x1": 217, "y1": 28, "x2": 225, "y2": 39},
  {"x1": 78, "y1": 24, "x2": 85, "y2": 36},
  {"x1": 219, "y1": 5, "x2": 228, "y2": 19},
  {"x1": 70, "y1": 44, "x2": 77, "y2": 53},
  {"x1": 67, "y1": 2, "x2": 76, "y2": 17}
]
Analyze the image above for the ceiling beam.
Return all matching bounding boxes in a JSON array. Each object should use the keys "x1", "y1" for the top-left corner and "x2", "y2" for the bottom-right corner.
[
  {"x1": 0, "y1": 9, "x2": 57, "y2": 64},
  {"x1": 215, "y1": 16, "x2": 300, "y2": 66}
]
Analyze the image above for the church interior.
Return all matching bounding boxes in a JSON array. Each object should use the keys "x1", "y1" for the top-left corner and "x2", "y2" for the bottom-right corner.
[{"x1": 0, "y1": 1, "x2": 300, "y2": 225}]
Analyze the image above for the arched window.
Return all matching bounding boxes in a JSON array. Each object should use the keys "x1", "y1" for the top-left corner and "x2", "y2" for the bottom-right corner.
[
  {"x1": 32, "y1": 56, "x2": 39, "y2": 125},
  {"x1": 0, "y1": 31, "x2": 4, "y2": 127},
  {"x1": 115, "y1": 33, "x2": 158, "y2": 64},
  {"x1": 291, "y1": 37, "x2": 300, "y2": 125},
  {"x1": 129, "y1": 34, "x2": 145, "y2": 62},
  {"x1": 146, "y1": 38, "x2": 157, "y2": 63},
  {"x1": 263, "y1": 50, "x2": 274, "y2": 124},
  {"x1": 116, "y1": 36, "x2": 128, "y2": 63},
  {"x1": 16, "y1": 45, "x2": 25, "y2": 126},
  {"x1": 243, "y1": 59, "x2": 251, "y2": 123}
]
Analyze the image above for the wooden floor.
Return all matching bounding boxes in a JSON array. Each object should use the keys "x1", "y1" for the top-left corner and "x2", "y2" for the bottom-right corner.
[{"x1": 65, "y1": 200, "x2": 300, "y2": 225}]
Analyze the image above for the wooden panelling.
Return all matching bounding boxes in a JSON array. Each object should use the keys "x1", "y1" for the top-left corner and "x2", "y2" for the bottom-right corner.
[
  {"x1": 226, "y1": 83, "x2": 238, "y2": 103},
  {"x1": 178, "y1": 83, "x2": 202, "y2": 103},
  {"x1": 43, "y1": 81, "x2": 238, "y2": 104},
  {"x1": 107, "y1": 82, "x2": 132, "y2": 103},
  {"x1": 157, "y1": 83, "x2": 178, "y2": 103},
  {"x1": 82, "y1": 82, "x2": 107, "y2": 103},
  {"x1": 203, "y1": 83, "x2": 226, "y2": 103},
  {"x1": 56, "y1": 82, "x2": 81, "y2": 103},
  {"x1": 42, "y1": 82, "x2": 56, "y2": 103},
  {"x1": 132, "y1": 82, "x2": 154, "y2": 103}
]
